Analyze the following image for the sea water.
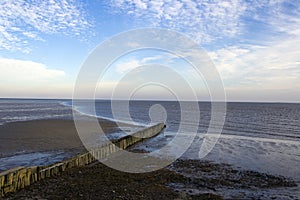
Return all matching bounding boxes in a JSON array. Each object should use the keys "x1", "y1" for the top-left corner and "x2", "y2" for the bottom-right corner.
[{"x1": 0, "y1": 99, "x2": 299, "y2": 183}]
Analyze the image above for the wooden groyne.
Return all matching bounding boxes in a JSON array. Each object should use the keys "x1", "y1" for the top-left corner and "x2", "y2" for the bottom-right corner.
[{"x1": 0, "y1": 123, "x2": 165, "y2": 197}]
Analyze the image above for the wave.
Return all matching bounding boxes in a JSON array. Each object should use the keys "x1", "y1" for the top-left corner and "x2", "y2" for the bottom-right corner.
[
  {"x1": 59, "y1": 100, "x2": 72, "y2": 107},
  {"x1": 2, "y1": 114, "x2": 70, "y2": 121},
  {"x1": 63, "y1": 100, "x2": 148, "y2": 127},
  {"x1": 0, "y1": 107, "x2": 69, "y2": 113},
  {"x1": 203, "y1": 133, "x2": 300, "y2": 144}
]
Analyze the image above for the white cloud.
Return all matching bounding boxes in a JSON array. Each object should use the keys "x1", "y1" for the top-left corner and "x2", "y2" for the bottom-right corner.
[
  {"x1": 115, "y1": 59, "x2": 141, "y2": 74},
  {"x1": 209, "y1": 32, "x2": 300, "y2": 100},
  {"x1": 0, "y1": 58, "x2": 71, "y2": 97},
  {"x1": 0, "y1": 58, "x2": 65, "y2": 83},
  {"x1": 0, "y1": 0, "x2": 91, "y2": 52},
  {"x1": 114, "y1": 55, "x2": 166, "y2": 74},
  {"x1": 141, "y1": 55, "x2": 163, "y2": 63}
]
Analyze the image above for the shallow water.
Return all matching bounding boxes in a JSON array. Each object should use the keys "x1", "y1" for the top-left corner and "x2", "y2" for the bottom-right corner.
[
  {"x1": 0, "y1": 150, "x2": 76, "y2": 172},
  {"x1": 1, "y1": 99, "x2": 300, "y2": 182},
  {"x1": 0, "y1": 99, "x2": 73, "y2": 125},
  {"x1": 80, "y1": 100, "x2": 300, "y2": 181}
]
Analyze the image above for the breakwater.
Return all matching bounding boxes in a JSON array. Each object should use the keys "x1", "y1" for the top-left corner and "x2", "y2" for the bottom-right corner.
[{"x1": 0, "y1": 123, "x2": 165, "y2": 197}]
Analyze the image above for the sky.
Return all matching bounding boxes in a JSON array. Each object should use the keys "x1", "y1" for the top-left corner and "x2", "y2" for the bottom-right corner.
[{"x1": 0, "y1": 0, "x2": 299, "y2": 102}]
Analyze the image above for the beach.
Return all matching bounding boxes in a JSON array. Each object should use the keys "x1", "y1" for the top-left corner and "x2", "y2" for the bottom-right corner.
[
  {"x1": 2, "y1": 0, "x2": 300, "y2": 198},
  {"x1": 0, "y1": 100, "x2": 299, "y2": 199},
  {"x1": 0, "y1": 118, "x2": 298, "y2": 199}
]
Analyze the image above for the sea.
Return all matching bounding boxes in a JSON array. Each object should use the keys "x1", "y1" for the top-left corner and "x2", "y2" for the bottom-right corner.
[{"x1": 0, "y1": 99, "x2": 299, "y2": 196}]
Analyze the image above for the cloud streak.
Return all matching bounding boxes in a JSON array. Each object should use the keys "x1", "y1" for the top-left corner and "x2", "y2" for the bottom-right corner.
[{"x1": 114, "y1": 55, "x2": 166, "y2": 74}]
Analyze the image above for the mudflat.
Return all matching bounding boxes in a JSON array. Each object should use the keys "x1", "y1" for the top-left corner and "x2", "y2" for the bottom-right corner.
[{"x1": 0, "y1": 118, "x2": 121, "y2": 158}]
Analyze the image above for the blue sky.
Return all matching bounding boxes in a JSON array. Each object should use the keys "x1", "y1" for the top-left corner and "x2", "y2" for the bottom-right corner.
[{"x1": 0, "y1": 0, "x2": 299, "y2": 102}]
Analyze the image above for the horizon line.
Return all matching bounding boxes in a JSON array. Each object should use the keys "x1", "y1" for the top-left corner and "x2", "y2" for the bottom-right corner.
[{"x1": 0, "y1": 97, "x2": 299, "y2": 104}]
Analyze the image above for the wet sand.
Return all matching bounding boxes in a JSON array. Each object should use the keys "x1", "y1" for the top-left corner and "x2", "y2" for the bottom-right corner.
[{"x1": 0, "y1": 118, "x2": 125, "y2": 158}]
